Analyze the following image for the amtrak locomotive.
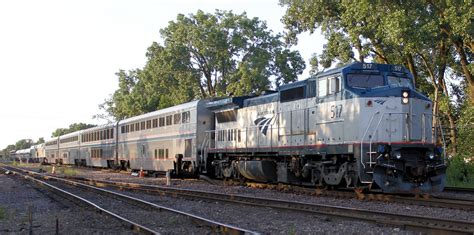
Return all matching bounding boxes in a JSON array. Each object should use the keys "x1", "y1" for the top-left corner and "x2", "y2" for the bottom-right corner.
[{"x1": 41, "y1": 63, "x2": 446, "y2": 193}]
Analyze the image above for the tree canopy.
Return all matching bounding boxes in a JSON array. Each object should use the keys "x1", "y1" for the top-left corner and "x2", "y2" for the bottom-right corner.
[
  {"x1": 51, "y1": 123, "x2": 97, "y2": 137},
  {"x1": 103, "y1": 10, "x2": 305, "y2": 120},
  {"x1": 281, "y1": 0, "x2": 473, "y2": 153},
  {"x1": 281, "y1": 0, "x2": 473, "y2": 185}
]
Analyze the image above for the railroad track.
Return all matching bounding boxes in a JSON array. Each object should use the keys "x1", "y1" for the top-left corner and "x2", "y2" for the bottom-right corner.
[
  {"x1": 0, "y1": 165, "x2": 257, "y2": 234},
  {"x1": 7, "y1": 167, "x2": 473, "y2": 234},
  {"x1": 242, "y1": 181, "x2": 474, "y2": 211},
  {"x1": 444, "y1": 186, "x2": 474, "y2": 194}
]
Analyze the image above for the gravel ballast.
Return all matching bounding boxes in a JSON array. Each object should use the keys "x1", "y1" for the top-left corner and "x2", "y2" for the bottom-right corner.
[
  {"x1": 0, "y1": 171, "x2": 136, "y2": 234},
  {"x1": 7, "y1": 163, "x2": 474, "y2": 233}
]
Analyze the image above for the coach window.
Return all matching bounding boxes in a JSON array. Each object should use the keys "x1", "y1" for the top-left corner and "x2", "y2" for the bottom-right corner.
[
  {"x1": 182, "y1": 111, "x2": 190, "y2": 123},
  {"x1": 159, "y1": 149, "x2": 164, "y2": 159},
  {"x1": 130, "y1": 124, "x2": 135, "y2": 132},
  {"x1": 154, "y1": 149, "x2": 157, "y2": 159},
  {"x1": 165, "y1": 149, "x2": 169, "y2": 159},
  {"x1": 159, "y1": 117, "x2": 165, "y2": 127},
  {"x1": 141, "y1": 121, "x2": 145, "y2": 130},
  {"x1": 121, "y1": 126, "x2": 125, "y2": 134},
  {"x1": 166, "y1": 115, "x2": 172, "y2": 126},
  {"x1": 146, "y1": 120, "x2": 151, "y2": 129},
  {"x1": 174, "y1": 113, "x2": 181, "y2": 124},
  {"x1": 153, "y1": 119, "x2": 158, "y2": 128},
  {"x1": 111, "y1": 129, "x2": 114, "y2": 139}
]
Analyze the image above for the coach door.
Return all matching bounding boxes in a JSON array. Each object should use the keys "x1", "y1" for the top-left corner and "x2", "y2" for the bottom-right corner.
[
  {"x1": 140, "y1": 144, "x2": 146, "y2": 168},
  {"x1": 185, "y1": 139, "x2": 192, "y2": 158}
]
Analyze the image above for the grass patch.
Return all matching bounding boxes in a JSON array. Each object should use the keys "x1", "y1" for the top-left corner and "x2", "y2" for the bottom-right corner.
[
  {"x1": 62, "y1": 168, "x2": 78, "y2": 176},
  {"x1": 0, "y1": 207, "x2": 6, "y2": 220}
]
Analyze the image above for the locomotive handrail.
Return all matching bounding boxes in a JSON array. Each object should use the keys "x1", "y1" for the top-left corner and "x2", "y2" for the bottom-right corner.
[
  {"x1": 360, "y1": 112, "x2": 409, "y2": 170},
  {"x1": 368, "y1": 112, "x2": 409, "y2": 169},
  {"x1": 360, "y1": 111, "x2": 380, "y2": 169},
  {"x1": 437, "y1": 118, "x2": 447, "y2": 163},
  {"x1": 360, "y1": 112, "x2": 446, "y2": 170}
]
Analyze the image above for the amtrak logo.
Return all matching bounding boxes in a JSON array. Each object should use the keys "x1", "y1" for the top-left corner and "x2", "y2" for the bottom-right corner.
[
  {"x1": 374, "y1": 99, "x2": 387, "y2": 105},
  {"x1": 254, "y1": 116, "x2": 274, "y2": 136}
]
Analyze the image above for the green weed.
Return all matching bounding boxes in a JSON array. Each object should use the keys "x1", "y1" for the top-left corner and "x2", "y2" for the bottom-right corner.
[{"x1": 0, "y1": 207, "x2": 6, "y2": 220}]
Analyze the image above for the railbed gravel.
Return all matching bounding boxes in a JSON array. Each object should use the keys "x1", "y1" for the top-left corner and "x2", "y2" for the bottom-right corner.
[
  {"x1": 15, "y1": 163, "x2": 474, "y2": 233},
  {"x1": 0, "y1": 171, "x2": 136, "y2": 234},
  {"x1": 42, "y1": 178, "x2": 212, "y2": 234}
]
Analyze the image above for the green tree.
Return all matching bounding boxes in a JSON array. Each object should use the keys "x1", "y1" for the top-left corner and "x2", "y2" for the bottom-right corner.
[
  {"x1": 0, "y1": 144, "x2": 16, "y2": 158},
  {"x1": 280, "y1": 0, "x2": 473, "y2": 155},
  {"x1": 35, "y1": 137, "x2": 45, "y2": 144},
  {"x1": 103, "y1": 10, "x2": 305, "y2": 119},
  {"x1": 52, "y1": 123, "x2": 97, "y2": 137},
  {"x1": 15, "y1": 139, "x2": 32, "y2": 150}
]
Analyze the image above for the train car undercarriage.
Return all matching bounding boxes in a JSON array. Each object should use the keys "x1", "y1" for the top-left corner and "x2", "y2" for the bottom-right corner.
[{"x1": 207, "y1": 144, "x2": 446, "y2": 193}]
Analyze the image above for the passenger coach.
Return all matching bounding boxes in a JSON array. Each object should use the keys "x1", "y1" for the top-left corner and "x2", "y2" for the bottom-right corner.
[{"x1": 117, "y1": 100, "x2": 213, "y2": 175}]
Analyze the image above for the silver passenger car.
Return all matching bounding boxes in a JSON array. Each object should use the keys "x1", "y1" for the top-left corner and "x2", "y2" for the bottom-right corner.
[{"x1": 117, "y1": 100, "x2": 213, "y2": 174}]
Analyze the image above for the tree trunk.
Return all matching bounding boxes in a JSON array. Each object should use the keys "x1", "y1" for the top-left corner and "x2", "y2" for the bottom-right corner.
[
  {"x1": 453, "y1": 39, "x2": 474, "y2": 104},
  {"x1": 405, "y1": 53, "x2": 418, "y2": 87},
  {"x1": 355, "y1": 38, "x2": 364, "y2": 62},
  {"x1": 446, "y1": 112, "x2": 457, "y2": 155}
]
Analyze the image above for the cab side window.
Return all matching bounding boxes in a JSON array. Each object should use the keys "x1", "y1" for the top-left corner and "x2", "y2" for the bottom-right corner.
[{"x1": 318, "y1": 76, "x2": 341, "y2": 97}]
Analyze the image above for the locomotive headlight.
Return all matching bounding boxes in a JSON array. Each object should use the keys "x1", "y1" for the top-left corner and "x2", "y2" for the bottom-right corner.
[
  {"x1": 401, "y1": 90, "x2": 410, "y2": 104},
  {"x1": 394, "y1": 152, "x2": 402, "y2": 160},
  {"x1": 428, "y1": 153, "x2": 435, "y2": 160}
]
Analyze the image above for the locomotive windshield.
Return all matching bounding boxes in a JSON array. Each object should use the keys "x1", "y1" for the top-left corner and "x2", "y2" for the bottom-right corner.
[
  {"x1": 388, "y1": 76, "x2": 413, "y2": 89},
  {"x1": 346, "y1": 74, "x2": 385, "y2": 89}
]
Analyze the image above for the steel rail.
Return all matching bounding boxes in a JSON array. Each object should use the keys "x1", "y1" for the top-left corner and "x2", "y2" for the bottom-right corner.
[
  {"x1": 444, "y1": 186, "x2": 474, "y2": 194},
  {"x1": 2, "y1": 165, "x2": 257, "y2": 235},
  {"x1": 291, "y1": 185, "x2": 474, "y2": 211},
  {"x1": 42, "y1": 174, "x2": 474, "y2": 234},
  {"x1": 0, "y1": 166, "x2": 157, "y2": 235}
]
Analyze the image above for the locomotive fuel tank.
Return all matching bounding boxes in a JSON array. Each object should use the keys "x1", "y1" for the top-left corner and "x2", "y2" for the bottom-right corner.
[{"x1": 237, "y1": 160, "x2": 277, "y2": 182}]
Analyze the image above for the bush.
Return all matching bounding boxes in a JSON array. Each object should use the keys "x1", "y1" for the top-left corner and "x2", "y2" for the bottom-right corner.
[{"x1": 446, "y1": 156, "x2": 474, "y2": 187}]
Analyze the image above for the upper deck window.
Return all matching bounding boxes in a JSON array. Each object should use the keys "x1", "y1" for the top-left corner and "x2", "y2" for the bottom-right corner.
[
  {"x1": 388, "y1": 76, "x2": 413, "y2": 89},
  {"x1": 347, "y1": 74, "x2": 384, "y2": 89}
]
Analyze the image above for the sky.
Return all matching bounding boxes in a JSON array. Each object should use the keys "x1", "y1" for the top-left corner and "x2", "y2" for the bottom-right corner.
[{"x1": 0, "y1": 0, "x2": 324, "y2": 149}]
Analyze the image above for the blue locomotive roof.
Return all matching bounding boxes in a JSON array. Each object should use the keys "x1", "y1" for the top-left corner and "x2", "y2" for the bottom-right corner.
[
  {"x1": 243, "y1": 93, "x2": 279, "y2": 107},
  {"x1": 206, "y1": 96, "x2": 252, "y2": 111},
  {"x1": 278, "y1": 79, "x2": 307, "y2": 91},
  {"x1": 316, "y1": 62, "x2": 412, "y2": 78}
]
